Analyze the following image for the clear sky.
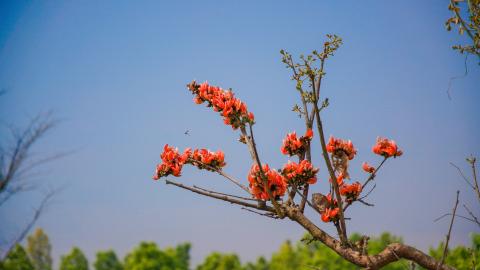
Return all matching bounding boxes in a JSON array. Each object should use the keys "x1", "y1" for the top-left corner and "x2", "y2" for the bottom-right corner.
[{"x1": 1, "y1": 0, "x2": 479, "y2": 267}]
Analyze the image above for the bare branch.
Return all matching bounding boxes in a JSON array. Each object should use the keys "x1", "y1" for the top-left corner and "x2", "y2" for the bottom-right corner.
[
  {"x1": 468, "y1": 156, "x2": 480, "y2": 202},
  {"x1": 450, "y1": 162, "x2": 475, "y2": 190},
  {"x1": 241, "y1": 207, "x2": 280, "y2": 219},
  {"x1": 463, "y1": 204, "x2": 480, "y2": 227},
  {"x1": 192, "y1": 185, "x2": 258, "y2": 202},
  {"x1": 186, "y1": 158, "x2": 250, "y2": 194},
  {"x1": 344, "y1": 157, "x2": 388, "y2": 211},
  {"x1": 438, "y1": 190, "x2": 460, "y2": 268},
  {"x1": 311, "y1": 86, "x2": 347, "y2": 244},
  {"x1": 434, "y1": 213, "x2": 477, "y2": 225},
  {"x1": 0, "y1": 113, "x2": 57, "y2": 193},
  {"x1": 165, "y1": 179, "x2": 275, "y2": 212}
]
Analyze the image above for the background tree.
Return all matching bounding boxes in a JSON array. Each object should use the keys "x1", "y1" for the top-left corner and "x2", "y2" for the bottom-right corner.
[
  {"x1": 0, "y1": 112, "x2": 61, "y2": 258},
  {"x1": 0, "y1": 244, "x2": 34, "y2": 270},
  {"x1": 123, "y1": 242, "x2": 189, "y2": 270},
  {"x1": 26, "y1": 228, "x2": 52, "y2": 270},
  {"x1": 269, "y1": 241, "x2": 301, "y2": 270},
  {"x1": 59, "y1": 247, "x2": 89, "y2": 270},
  {"x1": 94, "y1": 250, "x2": 122, "y2": 270},
  {"x1": 243, "y1": 257, "x2": 269, "y2": 270},
  {"x1": 195, "y1": 252, "x2": 242, "y2": 270}
]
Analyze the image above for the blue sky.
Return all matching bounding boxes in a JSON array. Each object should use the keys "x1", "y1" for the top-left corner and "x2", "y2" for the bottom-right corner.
[{"x1": 1, "y1": 0, "x2": 479, "y2": 267}]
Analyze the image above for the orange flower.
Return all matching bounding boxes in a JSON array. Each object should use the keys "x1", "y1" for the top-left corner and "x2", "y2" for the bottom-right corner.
[
  {"x1": 281, "y1": 160, "x2": 319, "y2": 186},
  {"x1": 153, "y1": 145, "x2": 227, "y2": 180},
  {"x1": 339, "y1": 182, "x2": 362, "y2": 202},
  {"x1": 187, "y1": 81, "x2": 254, "y2": 129},
  {"x1": 321, "y1": 207, "x2": 340, "y2": 223},
  {"x1": 372, "y1": 137, "x2": 403, "y2": 158},
  {"x1": 280, "y1": 129, "x2": 313, "y2": 156},
  {"x1": 320, "y1": 193, "x2": 340, "y2": 223},
  {"x1": 305, "y1": 129, "x2": 313, "y2": 139},
  {"x1": 248, "y1": 164, "x2": 287, "y2": 200},
  {"x1": 326, "y1": 136, "x2": 357, "y2": 160},
  {"x1": 153, "y1": 144, "x2": 188, "y2": 179},
  {"x1": 362, "y1": 162, "x2": 375, "y2": 173},
  {"x1": 188, "y1": 148, "x2": 226, "y2": 171}
]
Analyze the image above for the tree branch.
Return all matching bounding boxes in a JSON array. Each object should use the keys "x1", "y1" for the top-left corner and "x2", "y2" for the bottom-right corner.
[
  {"x1": 165, "y1": 179, "x2": 274, "y2": 212},
  {"x1": 187, "y1": 158, "x2": 250, "y2": 194},
  {"x1": 438, "y1": 191, "x2": 460, "y2": 268}
]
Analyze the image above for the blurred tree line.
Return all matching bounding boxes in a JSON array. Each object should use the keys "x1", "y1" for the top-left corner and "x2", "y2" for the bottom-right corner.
[{"x1": 0, "y1": 228, "x2": 478, "y2": 270}]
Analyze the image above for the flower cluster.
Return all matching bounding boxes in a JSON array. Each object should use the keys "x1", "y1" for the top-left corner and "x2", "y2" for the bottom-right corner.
[
  {"x1": 372, "y1": 137, "x2": 403, "y2": 158},
  {"x1": 153, "y1": 145, "x2": 226, "y2": 180},
  {"x1": 280, "y1": 129, "x2": 313, "y2": 156},
  {"x1": 321, "y1": 194, "x2": 340, "y2": 223},
  {"x1": 188, "y1": 148, "x2": 226, "y2": 171},
  {"x1": 153, "y1": 144, "x2": 189, "y2": 179},
  {"x1": 281, "y1": 160, "x2": 319, "y2": 186},
  {"x1": 247, "y1": 164, "x2": 287, "y2": 200},
  {"x1": 339, "y1": 182, "x2": 362, "y2": 203},
  {"x1": 362, "y1": 162, "x2": 375, "y2": 173},
  {"x1": 326, "y1": 136, "x2": 357, "y2": 160},
  {"x1": 187, "y1": 81, "x2": 254, "y2": 129}
]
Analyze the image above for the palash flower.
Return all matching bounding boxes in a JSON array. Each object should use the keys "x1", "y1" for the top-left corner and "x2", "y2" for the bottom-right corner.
[
  {"x1": 153, "y1": 145, "x2": 227, "y2": 180},
  {"x1": 189, "y1": 148, "x2": 226, "y2": 171},
  {"x1": 362, "y1": 162, "x2": 375, "y2": 173},
  {"x1": 281, "y1": 160, "x2": 319, "y2": 186},
  {"x1": 372, "y1": 137, "x2": 403, "y2": 158},
  {"x1": 248, "y1": 164, "x2": 287, "y2": 200},
  {"x1": 326, "y1": 136, "x2": 357, "y2": 160},
  {"x1": 340, "y1": 182, "x2": 362, "y2": 202},
  {"x1": 153, "y1": 144, "x2": 189, "y2": 179},
  {"x1": 280, "y1": 129, "x2": 313, "y2": 156},
  {"x1": 187, "y1": 81, "x2": 254, "y2": 129},
  {"x1": 321, "y1": 193, "x2": 339, "y2": 223}
]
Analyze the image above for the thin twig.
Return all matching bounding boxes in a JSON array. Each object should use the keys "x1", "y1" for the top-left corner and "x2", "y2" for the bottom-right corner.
[
  {"x1": 241, "y1": 207, "x2": 280, "y2": 219},
  {"x1": 433, "y1": 213, "x2": 476, "y2": 224},
  {"x1": 446, "y1": 54, "x2": 469, "y2": 100},
  {"x1": 449, "y1": 162, "x2": 475, "y2": 189},
  {"x1": 463, "y1": 204, "x2": 480, "y2": 227},
  {"x1": 165, "y1": 179, "x2": 274, "y2": 212},
  {"x1": 357, "y1": 199, "x2": 374, "y2": 207},
  {"x1": 344, "y1": 158, "x2": 387, "y2": 211},
  {"x1": 469, "y1": 157, "x2": 480, "y2": 202},
  {"x1": 438, "y1": 190, "x2": 460, "y2": 268},
  {"x1": 193, "y1": 185, "x2": 258, "y2": 202},
  {"x1": 187, "y1": 158, "x2": 250, "y2": 194}
]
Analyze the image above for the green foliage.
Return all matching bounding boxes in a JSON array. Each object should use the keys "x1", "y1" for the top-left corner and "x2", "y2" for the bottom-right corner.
[
  {"x1": 196, "y1": 252, "x2": 242, "y2": 270},
  {"x1": 269, "y1": 241, "x2": 301, "y2": 270},
  {"x1": 59, "y1": 247, "x2": 89, "y2": 270},
  {"x1": 0, "y1": 245, "x2": 34, "y2": 270},
  {"x1": 429, "y1": 233, "x2": 479, "y2": 270},
  {"x1": 243, "y1": 256, "x2": 269, "y2": 270},
  {"x1": 94, "y1": 250, "x2": 122, "y2": 270},
  {"x1": 123, "y1": 242, "x2": 190, "y2": 270},
  {"x1": 26, "y1": 228, "x2": 52, "y2": 270}
]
